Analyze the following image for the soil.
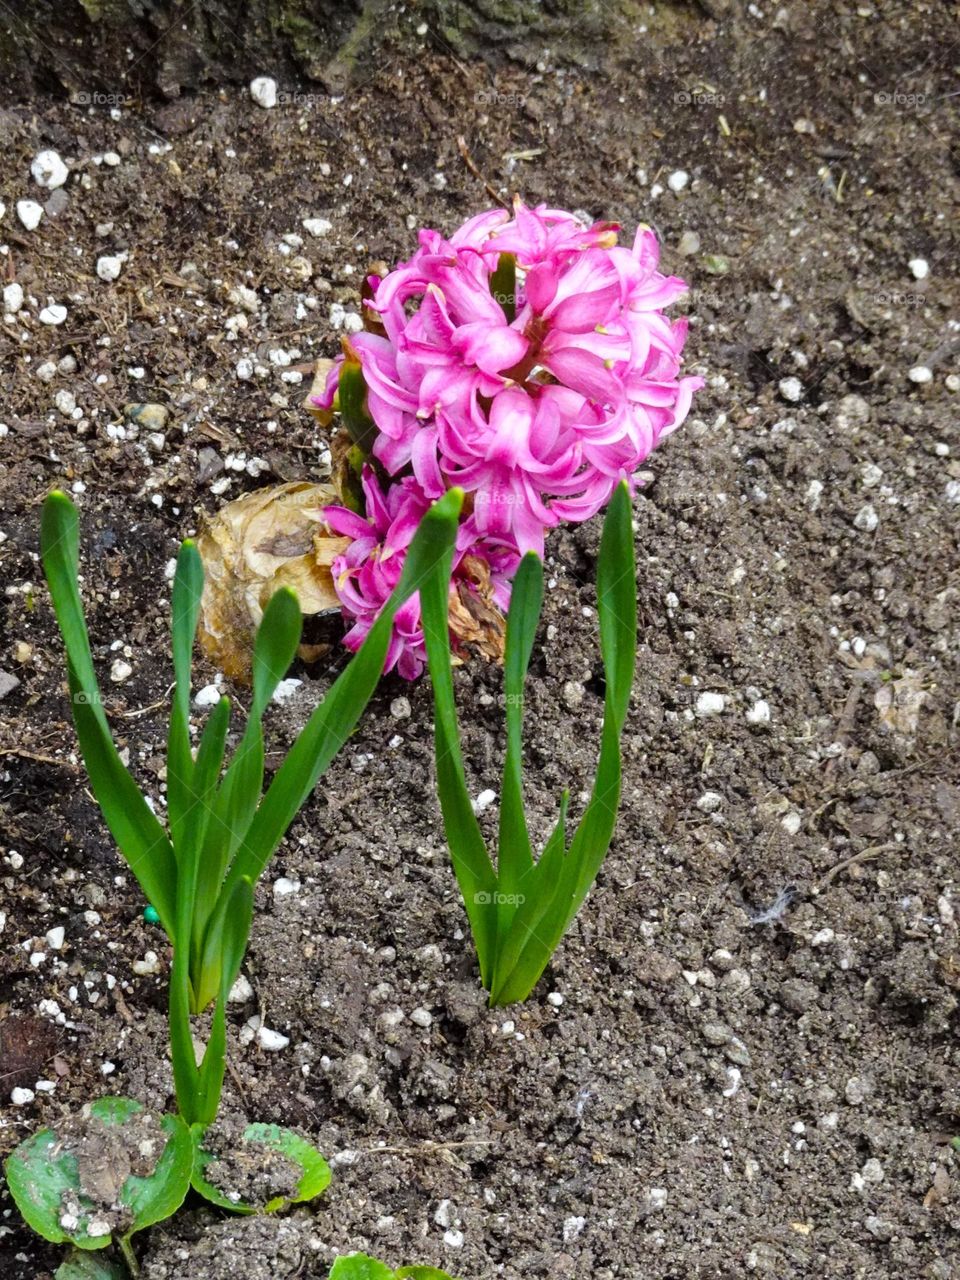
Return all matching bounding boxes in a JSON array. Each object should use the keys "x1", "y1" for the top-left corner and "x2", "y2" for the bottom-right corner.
[
  {"x1": 201, "y1": 1114, "x2": 303, "y2": 1207},
  {"x1": 57, "y1": 1105, "x2": 167, "y2": 1236},
  {"x1": 1, "y1": 4, "x2": 959, "y2": 1279}
]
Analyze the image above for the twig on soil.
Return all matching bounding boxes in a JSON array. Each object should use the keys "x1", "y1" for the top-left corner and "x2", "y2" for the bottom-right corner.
[
  {"x1": 357, "y1": 1138, "x2": 495, "y2": 1159},
  {"x1": 816, "y1": 842, "x2": 900, "y2": 891},
  {"x1": 118, "y1": 697, "x2": 168, "y2": 719},
  {"x1": 456, "y1": 136, "x2": 508, "y2": 207},
  {"x1": 0, "y1": 747, "x2": 78, "y2": 769}
]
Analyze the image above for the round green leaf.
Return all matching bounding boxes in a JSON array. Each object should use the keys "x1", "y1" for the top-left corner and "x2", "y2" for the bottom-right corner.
[
  {"x1": 328, "y1": 1256, "x2": 396, "y2": 1280},
  {"x1": 55, "y1": 1250, "x2": 124, "y2": 1280},
  {"x1": 4, "y1": 1097, "x2": 192, "y2": 1252},
  {"x1": 397, "y1": 1269, "x2": 459, "y2": 1280},
  {"x1": 191, "y1": 1121, "x2": 331, "y2": 1214}
]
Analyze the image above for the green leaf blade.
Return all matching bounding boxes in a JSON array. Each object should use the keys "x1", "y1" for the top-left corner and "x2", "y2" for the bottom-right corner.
[{"x1": 41, "y1": 492, "x2": 178, "y2": 934}]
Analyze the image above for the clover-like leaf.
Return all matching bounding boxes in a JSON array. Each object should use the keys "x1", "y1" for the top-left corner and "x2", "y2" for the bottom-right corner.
[
  {"x1": 4, "y1": 1097, "x2": 192, "y2": 1254},
  {"x1": 55, "y1": 1251, "x2": 124, "y2": 1280},
  {"x1": 191, "y1": 1122, "x2": 331, "y2": 1214},
  {"x1": 396, "y1": 1268, "x2": 460, "y2": 1279},
  {"x1": 328, "y1": 1256, "x2": 395, "y2": 1280}
]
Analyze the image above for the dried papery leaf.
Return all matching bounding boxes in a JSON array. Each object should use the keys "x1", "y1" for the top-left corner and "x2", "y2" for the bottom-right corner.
[
  {"x1": 330, "y1": 429, "x2": 365, "y2": 512},
  {"x1": 197, "y1": 483, "x2": 349, "y2": 682},
  {"x1": 449, "y1": 555, "x2": 507, "y2": 664},
  {"x1": 874, "y1": 670, "x2": 930, "y2": 738},
  {"x1": 302, "y1": 357, "x2": 335, "y2": 426}
]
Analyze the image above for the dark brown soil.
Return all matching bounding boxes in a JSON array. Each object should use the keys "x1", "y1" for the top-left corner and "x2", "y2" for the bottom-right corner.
[
  {"x1": 1, "y1": 5, "x2": 959, "y2": 1279},
  {"x1": 57, "y1": 1105, "x2": 167, "y2": 1236},
  {"x1": 201, "y1": 1114, "x2": 302, "y2": 1207}
]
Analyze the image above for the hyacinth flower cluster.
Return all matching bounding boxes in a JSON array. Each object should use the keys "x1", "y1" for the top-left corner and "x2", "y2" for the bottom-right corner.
[{"x1": 316, "y1": 199, "x2": 702, "y2": 678}]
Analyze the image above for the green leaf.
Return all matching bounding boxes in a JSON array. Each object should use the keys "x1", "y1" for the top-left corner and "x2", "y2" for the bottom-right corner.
[
  {"x1": 219, "y1": 489, "x2": 463, "y2": 903},
  {"x1": 55, "y1": 1251, "x2": 124, "y2": 1280},
  {"x1": 191, "y1": 1122, "x2": 331, "y2": 1214},
  {"x1": 492, "y1": 552, "x2": 541, "y2": 984},
  {"x1": 167, "y1": 541, "x2": 204, "y2": 857},
  {"x1": 4, "y1": 1098, "x2": 192, "y2": 1251},
  {"x1": 338, "y1": 356, "x2": 379, "y2": 455},
  {"x1": 396, "y1": 1269, "x2": 460, "y2": 1280},
  {"x1": 489, "y1": 252, "x2": 516, "y2": 323},
  {"x1": 489, "y1": 484, "x2": 637, "y2": 1003},
  {"x1": 190, "y1": 587, "x2": 302, "y2": 998},
  {"x1": 195, "y1": 877, "x2": 254, "y2": 1124},
  {"x1": 328, "y1": 1256, "x2": 395, "y2": 1280},
  {"x1": 40, "y1": 492, "x2": 178, "y2": 938},
  {"x1": 419, "y1": 503, "x2": 498, "y2": 987}
]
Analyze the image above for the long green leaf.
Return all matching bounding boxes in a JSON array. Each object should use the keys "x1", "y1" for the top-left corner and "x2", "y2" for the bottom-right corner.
[
  {"x1": 190, "y1": 587, "x2": 302, "y2": 993},
  {"x1": 420, "y1": 521, "x2": 499, "y2": 987},
  {"x1": 196, "y1": 876, "x2": 254, "y2": 1123},
  {"x1": 490, "y1": 483, "x2": 637, "y2": 1002},
  {"x1": 167, "y1": 541, "x2": 203, "y2": 857},
  {"x1": 488, "y1": 793, "x2": 569, "y2": 1005},
  {"x1": 40, "y1": 492, "x2": 178, "y2": 933},
  {"x1": 216, "y1": 489, "x2": 464, "y2": 906},
  {"x1": 491, "y1": 552, "x2": 541, "y2": 986}
]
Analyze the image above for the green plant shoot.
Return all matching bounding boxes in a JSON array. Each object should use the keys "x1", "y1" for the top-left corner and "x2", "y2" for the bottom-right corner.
[
  {"x1": 38, "y1": 488, "x2": 462, "y2": 1126},
  {"x1": 420, "y1": 481, "x2": 637, "y2": 1005}
]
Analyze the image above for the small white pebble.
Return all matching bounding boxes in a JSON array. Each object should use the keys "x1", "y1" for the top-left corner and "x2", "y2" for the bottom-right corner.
[
  {"x1": 853, "y1": 504, "x2": 879, "y2": 533},
  {"x1": 695, "y1": 691, "x2": 726, "y2": 716},
  {"x1": 3, "y1": 281, "x2": 23, "y2": 314},
  {"x1": 781, "y1": 810, "x2": 802, "y2": 835},
  {"x1": 907, "y1": 258, "x2": 929, "y2": 280},
  {"x1": 473, "y1": 788, "x2": 497, "y2": 814},
  {"x1": 272, "y1": 677, "x2": 302, "y2": 703},
  {"x1": 17, "y1": 199, "x2": 44, "y2": 230},
  {"x1": 805, "y1": 479, "x2": 824, "y2": 511},
  {"x1": 563, "y1": 1216, "x2": 586, "y2": 1243},
  {"x1": 443, "y1": 1230, "x2": 464, "y2": 1250},
  {"x1": 31, "y1": 149, "x2": 69, "y2": 189},
  {"x1": 250, "y1": 76, "x2": 278, "y2": 109},
  {"x1": 779, "y1": 376, "x2": 804, "y2": 403},
  {"x1": 228, "y1": 974, "x2": 254, "y2": 1003},
  {"x1": 746, "y1": 699, "x2": 771, "y2": 725},
  {"x1": 302, "y1": 217, "x2": 333, "y2": 237},
  {"x1": 668, "y1": 169, "x2": 689, "y2": 193},
  {"x1": 54, "y1": 389, "x2": 77, "y2": 417},
  {"x1": 696, "y1": 790, "x2": 724, "y2": 813},
  {"x1": 273, "y1": 877, "x2": 300, "y2": 897},
  {"x1": 194, "y1": 684, "x2": 221, "y2": 708},
  {"x1": 257, "y1": 1026, "x2": 290, "y2": 1051},
  {"x1": 132, "y1": 951, "x2": 160, "y2": 976},
  {"x1": 45, "y1": 926, "x2": 65, "y2": 951},
  {"x1": 11, "y1": 1087, "x2": 34, "y2": 1105},
  {"x1": 908, "y1": 365, "x2": 932, "y2": 384},
  {"x1": 546, "y1": 992, "x2": 565, "y2": 1007},
  {"x1": 647, "y1": 1188, "x2": 668, "y2": 1210},
  {"x1": 96, "y1": 254, "x2": 124, "y2": 282},
  {"x1": 39, "y1": 303, "x2": 68, "y2": 326},
  {"x1": 410, "y1": 1007, "x2": 433, "y2": 1028},
  {"x1": 100, "y1": 1061, "x2": 116, "y2": 1075},
  {"x1": 110, "y1": 659, "x2": 133, "y2": 683}
]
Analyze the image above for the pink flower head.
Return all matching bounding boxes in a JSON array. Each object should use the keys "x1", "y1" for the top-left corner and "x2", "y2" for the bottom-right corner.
[
  {"x1": 315, "y1": 201, "x2": 702, "y2": 676},
  {"x1": 324, "y1": 467, "x2": 516, "y2": 681},
  {"x1": 314, "y1": 200, "x2": 702, "y2": 559}
]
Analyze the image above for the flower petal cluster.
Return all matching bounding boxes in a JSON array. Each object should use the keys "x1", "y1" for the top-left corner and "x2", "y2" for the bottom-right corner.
[
  {"x1": 324, "y1": 467, "x2": 516, "y2": 681},
  {"x1": 315, "y1": 201, "x2": 702, "y2": 676}
]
